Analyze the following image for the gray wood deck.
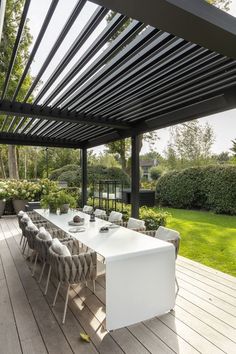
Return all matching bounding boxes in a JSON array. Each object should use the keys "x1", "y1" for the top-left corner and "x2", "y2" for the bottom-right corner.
[{"x1": 0, "y1": 216, "x2": 235, "y2": 354}]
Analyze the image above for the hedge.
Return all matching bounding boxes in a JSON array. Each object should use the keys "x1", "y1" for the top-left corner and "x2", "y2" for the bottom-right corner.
[
  {"x1": 51, "y1": 164, "x2": 130, "y2": 187},
  {"x1": 156, "y1": 165, "x2": 236, "y2": 215},
  {"x1": 87, "y1": 199, "x2": 170, "y2": 230}
]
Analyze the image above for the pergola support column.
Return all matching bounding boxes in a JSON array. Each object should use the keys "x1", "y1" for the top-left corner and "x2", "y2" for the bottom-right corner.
[
  {"x1": 81, "y1": 148, "x2": 87, "y2": 207},
  {"x1": 131, "y1": 135, "x2": 141, "y2": 218}
]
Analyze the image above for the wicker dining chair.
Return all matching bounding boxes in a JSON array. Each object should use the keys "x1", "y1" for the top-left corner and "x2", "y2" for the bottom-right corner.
[
  {"x1": 123, "y1": 217, "x2": 146, "y2": 232},
  {"x1": 142, "y1": 226, "x2": 180, "y2": 295},
  {"x1": 48, "y1": 239, "x2": 97, "y2": 324},
  {"x1": 33, "y1": 228, "x2": 72, "y2": 295}
]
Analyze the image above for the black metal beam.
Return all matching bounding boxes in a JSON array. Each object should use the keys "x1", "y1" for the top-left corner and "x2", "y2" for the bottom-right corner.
[
  {"x1": 86, "y1": 89, "x2": 236, "y2": 148},
  {"x1": 50, "y1": 19, "x2": 143, "y2": 110},
  {"x1": 91, "y1": 0, "x2": 236, "y2": 60},
  {"x1": 0, "y1": 132, "x2": 85, "y2": 148},
  {"x1": 12, "y1": 0, "x2": 59, "y2": 101},
  {"x1": 1, "y1": 0, "x2": 31, "y2": 99},
  {"x1": 61, "y1": 26, "x2": 160, "y2": 111},
  {"x1": 81, "y1": 148, "x2": 87, "y2": 207},
  {"x1": 0, "y1": 100, "x2": 130, "y2": 130},
  {"x1": 40, "y1": 10, "x2": 124, "y2": 107},
  {"x1": 24, "y1": 0, "x2": 86, "y2": 102},
  {"x1": 131, "y1": 135, "x2": 140, "y2": 218}
]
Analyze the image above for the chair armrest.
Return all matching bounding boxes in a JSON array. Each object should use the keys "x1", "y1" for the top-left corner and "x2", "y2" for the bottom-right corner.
[{"x1": 141, "y1": 230, "x2": 156, "y2": 237}]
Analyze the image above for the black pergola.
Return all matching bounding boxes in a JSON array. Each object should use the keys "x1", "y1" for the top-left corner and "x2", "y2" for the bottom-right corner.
[{"x1": 0, "y1": 0, "x2": 236, "y2": 217}]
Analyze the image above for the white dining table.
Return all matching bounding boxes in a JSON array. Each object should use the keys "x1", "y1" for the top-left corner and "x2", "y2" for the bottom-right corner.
[{"x1": 35, "y1": 209, "x2": 175, "y2": 331}]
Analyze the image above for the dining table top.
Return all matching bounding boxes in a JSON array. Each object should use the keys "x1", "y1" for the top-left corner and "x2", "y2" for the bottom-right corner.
[{"x1": 34, "y1": 209, "x2": 174, "y2": 261}]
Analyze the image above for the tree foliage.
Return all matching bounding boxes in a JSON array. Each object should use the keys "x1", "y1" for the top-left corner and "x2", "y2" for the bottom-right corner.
[{"x1": 165, "y1": 120, "x2": 215, "y2": 169}]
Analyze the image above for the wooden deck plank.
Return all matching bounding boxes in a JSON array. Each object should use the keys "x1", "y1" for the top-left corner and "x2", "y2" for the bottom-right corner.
[
  {"x1": 0, "y1": 254, "x2": 4, "y2": 280},
  {"x1": 176, "y1": 268, "x2": 236, "y2": 306},
  {"x1": 177, "y1": 275, "x2": 236, "y2": 316},
  {"x1": 177, "y1": 264, "x2": 236, "y2": 298},
  {"x1": 128, "y1": 323, "x2": 175, "y2": 353},
  {"x1": 173, "y1": 304, "x2": 236, "y2": 353},
  {"x1": 0, "y1": 278, "x2": 22, "y2": 354},
  {"x1": 176, "y1": 293, "x2": 236, "y2": 342},
  {"x1": 4, "y1": 216, "x2": 98, "y2": 354},
  {"x1": 178, "y1": 255, "x2": 236, "y2": 284},
  {"x1": 177, "y1": 258, "x2": 236, "y2": 290},
  {"x1": 178, "y1": 287, "x2": 236, "y2": 328},
  {"x1": 0, "y1": 224, "x2": 47, "y2": 354},
  {"x1": 1, "y1": 216, "x2": 236, "y2": 354},
  {"x1": 159, "y1": 312, "x2": 224, "y2": 354},
  {"x1": 144, "y1": 317, "x2": 199, "y2": 354}
]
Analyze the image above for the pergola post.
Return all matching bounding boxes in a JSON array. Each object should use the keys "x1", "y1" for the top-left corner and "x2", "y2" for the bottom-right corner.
[
  {"x1": 81, "y1": 148, "x2": 87, "y2": 207},
  {"x1": 131, "y1": 135, "x2": 141, "y2": 218}
]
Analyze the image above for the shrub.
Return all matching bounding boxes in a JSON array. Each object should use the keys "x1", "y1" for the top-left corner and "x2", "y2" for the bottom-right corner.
[
  {"x1": 87, "y1": 199, "x2": 169, "y2": 230},
  {"x1": 50, "y1": 165, "x2": 78, "y2": 180},
  {"x1": 53, "y1": 165, "x2": 130, "y2": 187},
  {"x1": 58, "y1": 170, "x2": 79, "y2": 187},
  {"x1": 0, "y1": 179, "x2": 58, "y2": 201},
  {"x1": 61, "y1": 187, "x2": 81, "y2": 207},
  {"x1": 139, "y1": 206, "x2": 170, "y2": 230},
  {"x1": 156, "y1": 165, "x2": 236, "y2": 215},
  {"x1": 149, "y1": 166, "x2": 162, "y2": 180}
]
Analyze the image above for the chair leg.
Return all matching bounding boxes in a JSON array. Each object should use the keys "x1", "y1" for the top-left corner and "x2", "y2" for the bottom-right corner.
[
  {"x1": 26, "y1": 244, "x2": 30, "y2": 258},
  {"x1": 20, "y1": 234, "x2": 23, "y2": 245},
  {"x1": 32, "y1": 252, "x2": 38, "y2": 277},
  {"x1": 30, "y1": 250, "x2": 35, "y2": 265},
  {"x1": 92, "y1": 280, "x2": 96, "y2": 294},
  {"x1": 52, "y1": 281, "x2": 61, "y2": 307},
  {"x1": 62, "y1": 284, "x2": 70, "y2": 324},
  {"x1": 44, "y1": 265, "x2": 51, "y2": 296},
  {"x1": 22, "y1": 239, "x2": 28, "y2": 255},
  {"x1": 175, "y1": 276, "x2": 179, "y2": 296},
  {"x1": 38, "y1": 262, "x2": 46, "y2": 283},
  {"x1": 22, "y1": 237, "x2": 26, "y2": 252}
]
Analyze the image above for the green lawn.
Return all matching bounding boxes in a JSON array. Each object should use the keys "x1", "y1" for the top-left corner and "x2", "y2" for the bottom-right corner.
[{"x1": 156, "y1": 207, "x2": 236, "y2": 277}]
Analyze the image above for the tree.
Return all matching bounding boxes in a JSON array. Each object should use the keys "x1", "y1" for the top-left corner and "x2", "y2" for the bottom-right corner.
[
  {"x1": 0, "y1": 0, "x2": 33, "y2": 179},
  {"x1": 206, "y1": 0, "x2": 231, "y2": 11},
  {"x1": 230, "y1": 139, "x2": 236, "y2": 156},
  {"x1": 166, "y1": 120, "x2": 215, "y2": 168}
]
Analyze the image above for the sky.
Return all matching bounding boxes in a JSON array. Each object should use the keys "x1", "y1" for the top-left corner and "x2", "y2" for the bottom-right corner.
[{"x1": 25, "y1": 0, "x2": 236, "y2": 156}]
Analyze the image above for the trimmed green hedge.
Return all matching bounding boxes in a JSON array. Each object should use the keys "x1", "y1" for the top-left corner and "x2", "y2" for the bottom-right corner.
[
  {"x1": 51, "y1": 165, "x2": 130, "y2": 187},
  {"x1": 156, "y1": 165, "x2": 236, "y2": 215}
]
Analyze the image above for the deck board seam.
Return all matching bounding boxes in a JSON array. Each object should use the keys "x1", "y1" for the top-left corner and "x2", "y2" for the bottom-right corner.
[
  {"x1": 178, "y1": 256, "x2": 236, "y2": 283},
  {"x1": 4, "y1": 217, "x2": 96, "y2": 354},
  {"x1": 177, "y1": 274, "x2": 236, "y2": 312},
  {"x1": 2, "y1": 220, "x2": 51, "y2": 354},
  {"x1": 0, "y1": 232, "x2": 23, "y2": 354},
  {"x1": 177, "y1": 263, "x2": 236, "y2": 291},
  {"x1": 175, "y1": 300, "x2": 236, "y2": 345},
  {"x1": 177, "y1": 268, "x2": 236, "y2": 299}
]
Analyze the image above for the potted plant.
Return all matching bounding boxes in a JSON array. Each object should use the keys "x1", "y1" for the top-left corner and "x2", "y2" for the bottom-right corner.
[
  {"x1": 0, "y1": 182, "x2": 8, "y2": 217},
  {"x1": 57, "y1": 191, "x2": 76, "y2": 214},
  {"x1": 41, "y1": 190, "x2": 76, "y2": 214},
  {"x1": 11, "y1": 180, "x2": 39, "y2": 214}
]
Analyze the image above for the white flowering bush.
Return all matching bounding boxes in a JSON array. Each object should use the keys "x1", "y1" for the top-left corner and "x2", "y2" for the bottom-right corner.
[{"x1": 0, "y1": 179, "x2": 58, "y2": 201}]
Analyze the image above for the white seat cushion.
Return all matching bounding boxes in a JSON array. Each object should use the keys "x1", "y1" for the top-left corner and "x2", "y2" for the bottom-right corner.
[
  {"x1": 27, "y1": 220, "x2": 39, "y2": 232},
  {"x1": 37, "y1": 227, "x2": 52, "y2": 241},
  {"x1": 83, "y1": 205, "x2": 93, "y2": 213},
  {"x1": 21, "y1": 213, "x2": 31, "y2": 223},
  {"x1": 127, "y1": 217, "x2": 145, "y2": 230},
  {"x1": 18, "y1": 210, "x2": 25, "y2": 217},
  {"x1": 155, "y1": 226, "x2": 180, "y2": 241},
  {"x1": 108, "y1": 211, "x2": 123, "y2": 222},
  {"x1": 51, "y1": 238, "x2": 71, "y2": 257},
  {"x1": 94, "y1": 209, "x2": 106, "y2": 217}
]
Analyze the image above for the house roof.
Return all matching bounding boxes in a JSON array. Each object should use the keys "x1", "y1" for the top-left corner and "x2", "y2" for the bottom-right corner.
[{"x1": 0, "y1": 0, "x2": 236, "y2": 149}]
